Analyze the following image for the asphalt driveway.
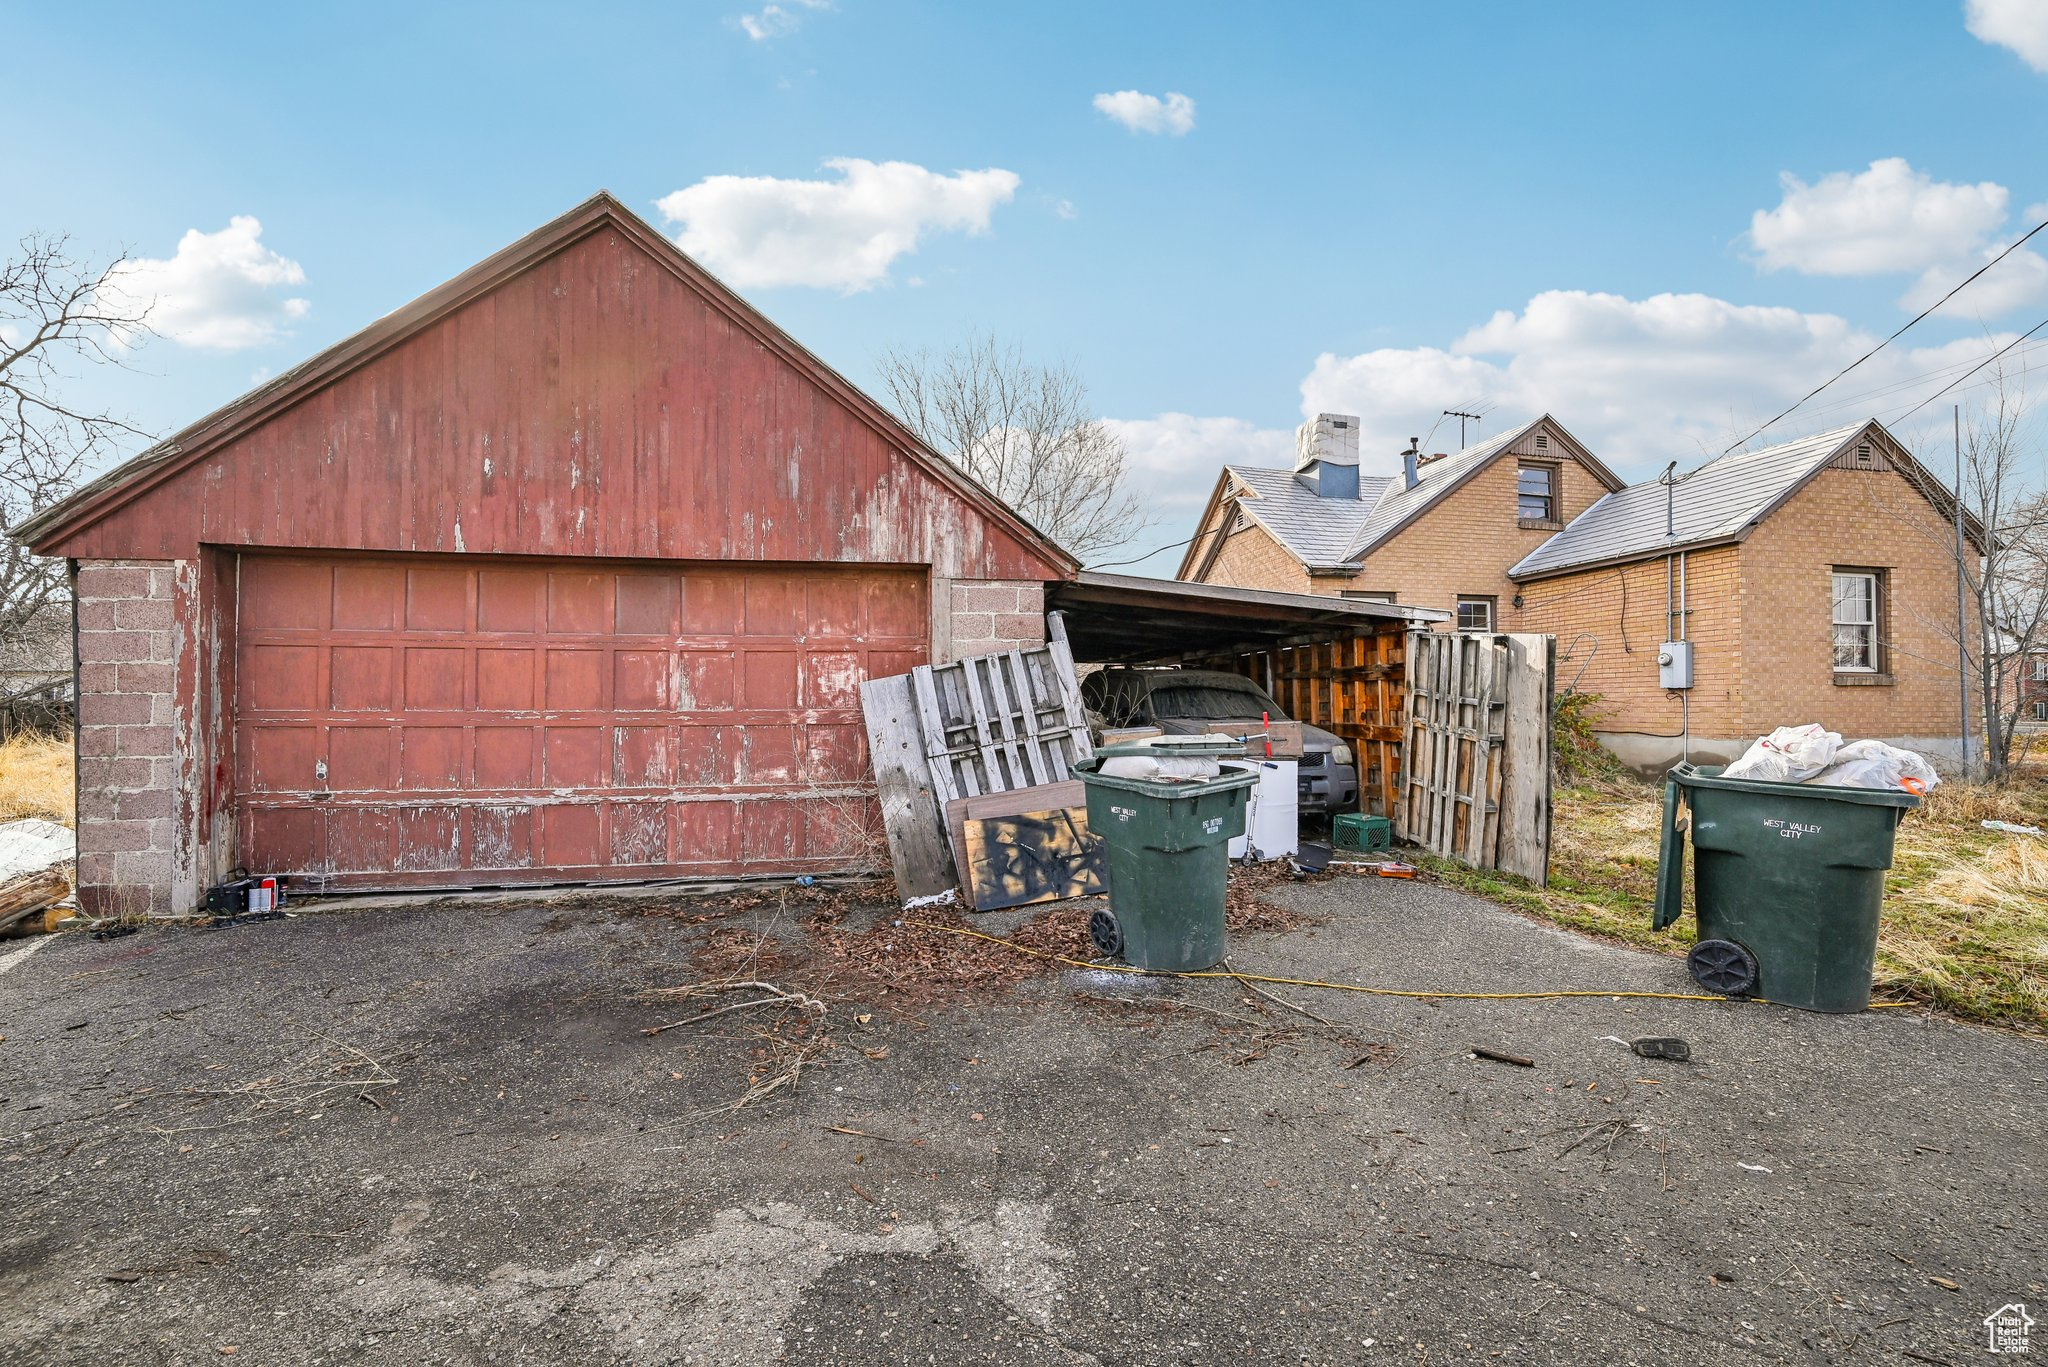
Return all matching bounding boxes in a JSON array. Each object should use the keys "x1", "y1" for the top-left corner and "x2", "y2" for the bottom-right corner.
[{"x1": 1, "y1": 873, "x2": 2042, "y2": 1365}]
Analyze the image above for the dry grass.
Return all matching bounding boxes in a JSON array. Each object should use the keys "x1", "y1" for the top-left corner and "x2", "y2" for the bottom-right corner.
[
  {"x1": 0, "y1": 732, "x2": 73, "y2": 826},
  {"x1": 1420, "y1": 766, "x2": 2048, "y2": 1030}
]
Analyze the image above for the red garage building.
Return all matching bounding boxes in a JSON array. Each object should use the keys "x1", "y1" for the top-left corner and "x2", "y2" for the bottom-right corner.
[{"x1": 22, "y1": 194, "x2": 1074, "y2": 916}]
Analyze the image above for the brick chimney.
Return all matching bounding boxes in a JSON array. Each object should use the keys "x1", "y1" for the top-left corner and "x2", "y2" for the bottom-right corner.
[{"x1": 1294, "y1": 413, "x2": 1362, "y2": 499}]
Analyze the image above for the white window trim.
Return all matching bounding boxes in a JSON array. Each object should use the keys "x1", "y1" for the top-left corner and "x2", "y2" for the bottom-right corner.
[
  {"x1": 1832, "y1": 570, "x2": 1879, "y2": 674},
  {"x1": 1456, "y1": 596, "x2": 1495, "y2": 632}
]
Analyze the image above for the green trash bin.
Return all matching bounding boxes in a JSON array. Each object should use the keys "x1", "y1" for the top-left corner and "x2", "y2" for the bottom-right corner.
[
  {"x1": 1075, "y1": 747, "x2": 1257, "y2": 972},
  {"x1": 1653, "y1": 762, "x2": 1921, "y2": 1012}
]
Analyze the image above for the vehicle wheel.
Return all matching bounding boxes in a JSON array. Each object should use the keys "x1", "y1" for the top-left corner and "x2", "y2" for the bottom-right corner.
[
  {"x1": 1688, "y1": 939, "x2": 1758, "y2": 996},
  {"x1": 1089, "y1": 908, "x2": 1124, "y2": 959}
]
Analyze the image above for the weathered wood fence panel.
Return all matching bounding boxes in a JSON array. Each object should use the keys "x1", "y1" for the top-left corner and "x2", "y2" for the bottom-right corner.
[
  {"x1": 1398, "y1": 631, "x2": 1551, "y2": 882},
  {"x1": 860, "y1": 615, "x2": 1094, "y2": 900}
]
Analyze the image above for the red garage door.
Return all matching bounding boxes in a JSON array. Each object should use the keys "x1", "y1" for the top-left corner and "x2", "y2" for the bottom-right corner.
[{"x1": 234, "y1": 554, "x2": 927, "y2": 890}]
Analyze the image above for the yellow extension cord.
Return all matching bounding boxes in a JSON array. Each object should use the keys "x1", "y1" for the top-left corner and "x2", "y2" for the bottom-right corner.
[{"x1": 905, "y1": 919, "x2": 1914, "y2": 1009}]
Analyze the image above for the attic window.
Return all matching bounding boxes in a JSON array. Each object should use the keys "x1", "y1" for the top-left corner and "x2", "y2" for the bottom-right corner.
[
  {"x1": 1331, "y1": 419, "x2": 1349, "y2": 429},
  {"x1": 1534, "y1": 434, "x2": 1549, "y2": 451},
  {"x1": 1854, "y1": 443, "x2": 1874, "y2": 467}
]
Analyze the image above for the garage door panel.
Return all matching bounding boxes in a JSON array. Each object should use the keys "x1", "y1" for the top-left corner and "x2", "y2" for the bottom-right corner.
[
  {"x1": 398, "y1": 806, "x2": 463, "y2": 872},
  {"x1": 477, "y1": 569, "x2": 543, "y2": 633},
  {"x1": 473, "y1": 806, "x2": 535, "y2": 869},
  {"x1": 329, "y1": 646, "x2": 398, "y2": 710},
  {"x1": 682, "y1": 573, "x2": 744, "y2": 635},
  {"x1": 404, "y1": 648, "x2": 468, "y2": 709},
  {"x1": 333, "y1": 563, "x2": 404, "y2": 630},
  {"x1": 613, "y1": 651, "x2": 668, "y2": 710},
  {"x1": 250, "y1": 726, "x2": 321, "y2": 792},
  {"x1": 742, "y1": 651, "x2": 799, "y2": 709},
  {"x1": 614, "y1": 727, "x2": 670, "y2": 786},
  {"x1": 610, "y1": 803, "x2": 669, "y2": 866},
  {"x1": 541, "y1": 804, "x2": 603, "y2": 867},
  {"x1": 327, "y1": 727, "x2": 397, "y2": 792},
  {"x1": 246, "y1": 645, "x2": 323, "y2": 711},
  {"x1": 474, "y1": 726, "x2": 537, "y2": 787},
  {"x1": 237, "y1": 554, "x2": 928, "y2": 889},
  {"x1": 742, "y1": 574, "x2": 801, "y2": 636},
  {"x1": 615, "y1": 575, "x2": 678, "y2": 634},
  {"x1": 477, "y1": 648, "x2": 537, "y2": 710},
  {"x1": 243, "y1": 561, "x2": 333, "y2": 630},
  {"x1": 400, "y1": 728, "x2": 467, "y2": 790},
  {"x1": 677, "y1": 652, "x2": 734, "y2": 710},
  {"x1": 544, "y1": 649, "x2": 607, "y2": 709},
  {"x1": 405, "y1": 567, "x2": 469, "y2": 631},
  {"x1": 327, "y1": 808, "x2": 399, "y2": 874},
  {"x1": 675, "y1": 725, "x2": 738, "y2": 786},
  {"x1": 544, "y1": 727, "x2": 607, "y2": 787}
]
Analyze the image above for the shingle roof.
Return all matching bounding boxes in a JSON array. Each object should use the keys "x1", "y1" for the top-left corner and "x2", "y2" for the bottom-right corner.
[
  {"x1": 1506, "y1": 422, "x2": 1870, "y2": 580},
  {"x1": 1342, "y1": 420, "x2": 1538, "y2": 561},
  {"x1": 1226, "y1": 465, "x2": 1393, "y2": 568}
]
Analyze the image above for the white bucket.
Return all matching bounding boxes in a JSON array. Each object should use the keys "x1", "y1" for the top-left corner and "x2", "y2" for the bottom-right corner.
[{"x1": 1226, "y1": 760, "x2": 1299, "y2": 861}]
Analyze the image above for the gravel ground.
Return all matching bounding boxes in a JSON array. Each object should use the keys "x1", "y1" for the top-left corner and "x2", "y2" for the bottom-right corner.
[{"x1": 1, "y1": 872, "x2": 2042, "y2": 1366}]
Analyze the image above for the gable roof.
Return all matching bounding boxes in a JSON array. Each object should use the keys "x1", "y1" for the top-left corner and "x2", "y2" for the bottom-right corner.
[
  {"x1": 1508, "y1": 418, "x2": 1985, "y2": 581},
  {"x1": 1223, "y1": 465, "x2": 1394, "y2": 568},
  {"x1": 18, "y1": 193, "x2": 1077, "y2": 575},
  {"x1": 1183, "y1": 413, "x2": 1620, "y2": 577}
]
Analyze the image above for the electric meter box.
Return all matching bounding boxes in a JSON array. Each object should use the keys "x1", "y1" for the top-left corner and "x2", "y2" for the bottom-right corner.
[{"x1": 1658, "y1": 640, "x2": 1693, "y2": 690}]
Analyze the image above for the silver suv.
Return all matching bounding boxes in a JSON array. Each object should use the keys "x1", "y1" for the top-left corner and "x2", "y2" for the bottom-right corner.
[{"x1": 1080, "y1": 667, "x2": 1360, "y2": 815}]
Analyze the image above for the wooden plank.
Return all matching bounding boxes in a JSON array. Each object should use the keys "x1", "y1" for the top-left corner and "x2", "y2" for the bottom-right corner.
[
  {"x1": 944, "y1": 780, "x2": 1088, "y2": 892},
  {"x1": 1496, "y1": 633, "x2": 1555, "y2": 884},
  {"x1": 908, "y1": 667, "x2": 963, "y2": 808},
  {"x1": 860, "y1": 675, "x2": 956, "y2": 899},
  {"x1": 1461, "y1": 638, "x2": 1497, "y2": 866}
]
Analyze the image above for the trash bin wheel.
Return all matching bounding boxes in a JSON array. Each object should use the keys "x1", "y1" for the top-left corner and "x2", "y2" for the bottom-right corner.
[
  {"x1": 1088, "y1": 908, "x2": 1124, "y2": 959},
  {"x1": 1688, "y1": 939, "x2": 1759, "y2": 996}
]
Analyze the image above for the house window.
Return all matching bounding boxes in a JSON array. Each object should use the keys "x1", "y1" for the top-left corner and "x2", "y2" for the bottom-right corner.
[
  {"x1": 1342, "y1": 590, "x2": 1396, "y2": 603},
  {"x1": 1831, "y1": 570, "x2": 1881, "y2": 672},
  {"x1": 2033, "y1": 656, "x2": 2048, "y2": 681},
  {"x1": 2035, "y1": 701, "x2": 2048, "y2": 722},
  {"x1": 1457, "y1": 596, "x2": 1496, "y2": 632},
  {"x1": 1517, "y1": 463, "x2": 1557, "y2": 522}
]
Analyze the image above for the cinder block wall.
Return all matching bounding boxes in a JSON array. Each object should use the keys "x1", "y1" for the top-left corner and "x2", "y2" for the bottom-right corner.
[
  {"x1": 935, "y1": 579, "x2": 1047, "y2": 662},
  {"x1": 73, "y1": 559, "x2": 197, "y2": 917}
]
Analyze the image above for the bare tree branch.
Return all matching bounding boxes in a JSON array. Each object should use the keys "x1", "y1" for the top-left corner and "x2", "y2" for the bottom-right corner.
[
  {"x1": 1, "y1": 233, "x2": 155, "y2": 657},
  {"x1": 875, "y1": 333, "x2": 1152, "y2": 561}
]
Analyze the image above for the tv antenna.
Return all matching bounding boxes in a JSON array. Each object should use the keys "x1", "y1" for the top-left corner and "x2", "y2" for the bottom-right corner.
[{"x1": 1443, "y1": 410, "x2": 1483, "y2": 447}]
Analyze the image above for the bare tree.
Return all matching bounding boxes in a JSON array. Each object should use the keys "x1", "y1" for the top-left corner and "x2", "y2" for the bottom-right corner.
[
  {"x1": 875, "y1": 334, "x2": 1150, "y2": 561},
  {"x1": 1881, "y1": 362, "x2": 2048, "y2": 780},
  {"x1": 1, "y1": 234, "x2": 151, "y2": 693}
]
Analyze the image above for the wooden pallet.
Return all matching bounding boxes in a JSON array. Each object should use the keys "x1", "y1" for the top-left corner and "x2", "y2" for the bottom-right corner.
[
  {"x1": 1399, "y1": 631, "x2": 1552, "y2": 882},
  {"x1": 860, "y1": 616, "x2": 1095, "y2": 899}
]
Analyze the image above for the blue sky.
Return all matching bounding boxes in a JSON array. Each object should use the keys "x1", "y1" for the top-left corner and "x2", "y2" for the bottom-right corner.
[{"x1": 7, "y1": 1, "x2": 2047, "y2": 570}]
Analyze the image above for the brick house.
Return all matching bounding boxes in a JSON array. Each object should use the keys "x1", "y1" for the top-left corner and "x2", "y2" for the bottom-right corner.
[
  {"x1": 1509, "y1": 419, "x2": 1985, "y2": 770},
  {"x1": 1178, "y1": 413, "x2": 1624, "y2": 630},
  {"x1": 18, "y1": 193, "x2": 1074, "y2": 916}
]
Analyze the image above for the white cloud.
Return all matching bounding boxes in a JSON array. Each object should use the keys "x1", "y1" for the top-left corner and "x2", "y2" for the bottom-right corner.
[
  {"x1": 1095, "y1": 414, "x2": 1293, "y2": 570},
  {"x1": 655, "y1": 158, "x2": 1020, "y2": 292},
  {"x1": 1300, "y1": 289, "x2": 2015, "y2": 479},
  {"x1": 97, "y1": 217, "x2": 309, "y2": 351},
  {"x1": 736, "y1": 0, "x2": 829, "y2": 41},
  {"x1": 1902, "y1": 240, "x2": 2048, "y2": 317},
  {"x1": 1966, "y1": 0, "x2": 2048, "y2": 72},
  {"x1": 1092, "y1": 90, "x2": 1196, "y2": 136},
  {"x1": 1749, "y1": 158, "x2": 2008, "y2": 276}
]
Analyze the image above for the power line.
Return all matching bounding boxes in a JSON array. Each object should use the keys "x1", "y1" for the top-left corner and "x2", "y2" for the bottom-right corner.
[
  {"x1": 1722, "y1": 213, "x2": 2048, "y2": 454},
  {"x1": 1894, "y1": 314, "x2": 2048, "y2": 423}
]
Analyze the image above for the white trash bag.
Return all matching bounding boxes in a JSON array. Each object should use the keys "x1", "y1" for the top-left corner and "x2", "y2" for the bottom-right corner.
[
  {"x1": 1809, "y1": 739, "x2": 1941, "y2": 793},
  {"x1": 1721, "y1": 724, "x2": 1841, "y2": 783}
]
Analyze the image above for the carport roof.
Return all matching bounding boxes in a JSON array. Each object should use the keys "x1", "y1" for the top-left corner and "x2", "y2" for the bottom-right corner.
[{"x1": 1049, "y1": 571, "x2": 1445, "y2": 663}]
